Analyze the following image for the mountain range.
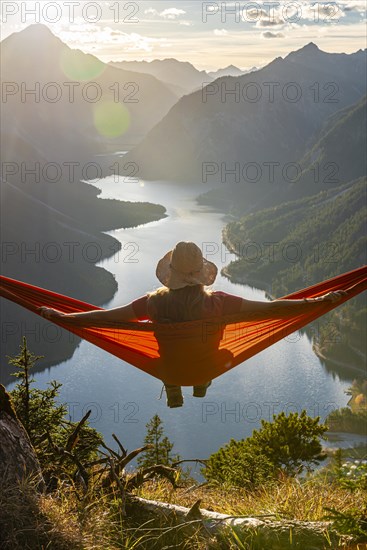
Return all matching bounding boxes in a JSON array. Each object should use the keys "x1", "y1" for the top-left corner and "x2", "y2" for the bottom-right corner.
[
  {"x1": 110, "y1": 59, "x2": 248, "y2": 95},
  {"x1": 0, "y1": 24, "x2": 169, "y2": 382},
  {"x1": 219, "y1": 93, "x2": 366, "y2": 372},
  {"x1": 293, "y1": 95, "x2": 367, "y2": 195},
  {"x1": 208, "y1": 65, "x2": 252, "y2": 80},
  {"x1": 1, "y1": 24, "x2": 366, "y2": 379},
  {"x1": 123, "y1": 43, "x2": 366, "y2": 184},
  {"x1": 110, "y1": 58, "x2": 211, "y2": 96},
  {"x1": 198, "y1": 93, "x2": 367, "y2": 214},
  {"x1": 1, "y1": 24, "x2": 179, "y2": 162}
]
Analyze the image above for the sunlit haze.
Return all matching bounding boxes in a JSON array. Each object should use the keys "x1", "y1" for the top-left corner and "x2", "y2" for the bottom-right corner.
[{"x1": 1, "y1": 0, "x2": 366, "y2": 70}]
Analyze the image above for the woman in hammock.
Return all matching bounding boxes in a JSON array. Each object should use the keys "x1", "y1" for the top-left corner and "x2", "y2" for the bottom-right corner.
[{"x1": 39, "y1": 241, "x2": 347, "y2": 408}]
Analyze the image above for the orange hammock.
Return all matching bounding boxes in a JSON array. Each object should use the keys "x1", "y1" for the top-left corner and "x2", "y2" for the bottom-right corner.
[{"x1": 1, "y1": 267, "x2": 366, "y2": 386}]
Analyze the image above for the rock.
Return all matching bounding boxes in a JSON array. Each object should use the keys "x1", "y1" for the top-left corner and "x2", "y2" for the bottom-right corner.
[{"x1": 0, "y1": 385, "x2": 44, "y2": 490}]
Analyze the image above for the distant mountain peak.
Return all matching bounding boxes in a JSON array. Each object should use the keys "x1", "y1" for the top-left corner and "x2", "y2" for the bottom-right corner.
[
  {"x1": 19, "y1": 23, "x2": 55, "y2": 36},
  {"x1": 208, "y1": 64, "x2": 244, "y2": 79},
  {"x1": 3, "y1": 23, "x2": 65, "y2": 49},
  {"x1": 224, "y1": 64, "x2": 240, "y2": 70},
  {"x1": 305, "y1": 41, "x2": 320, "y2": 50},
  {"x1": 138, "y1": 58, "x2": 200, "y2": 70},
  {"x1": 1, "y1": 22, "x2": 67, "y2": 56},
  {"x1": 288, "y1": 42, "x2": 322, "y2": 58},
  {"x1": 283, "y1": 42, "x2": 325, "y2": 63}
]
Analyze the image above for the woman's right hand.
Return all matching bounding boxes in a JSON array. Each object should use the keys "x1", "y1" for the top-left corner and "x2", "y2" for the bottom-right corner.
[
  {"x1": 319, "y1": 290, "x2": 348, "y2": 303},
  {"x1": 304, "y1": 290, "x2": 348, "y2": 304}
]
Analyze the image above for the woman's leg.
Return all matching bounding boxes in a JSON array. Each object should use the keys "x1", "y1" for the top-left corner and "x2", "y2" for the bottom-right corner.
[
  {"x1": 165, "y1": 384, "x2": 183, "y2": 408},
  {"x1": 193, "y1": 381, "x2": 212, "y2": 398}
]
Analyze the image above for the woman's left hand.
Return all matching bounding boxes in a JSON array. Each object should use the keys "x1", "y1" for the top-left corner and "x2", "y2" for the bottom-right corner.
[{"x1": 38, "y1": 307, "x2": 64, "y2": 320}]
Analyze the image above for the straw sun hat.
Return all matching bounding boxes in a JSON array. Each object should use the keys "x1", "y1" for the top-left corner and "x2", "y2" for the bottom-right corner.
[{"x1": 156, "y1": 242, "x2": 218, "y2": 290}]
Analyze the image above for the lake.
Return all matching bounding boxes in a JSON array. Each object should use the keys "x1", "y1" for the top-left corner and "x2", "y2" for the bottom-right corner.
[{"x1": 10, "y1": 171, "x2": 354, "y2": 473}]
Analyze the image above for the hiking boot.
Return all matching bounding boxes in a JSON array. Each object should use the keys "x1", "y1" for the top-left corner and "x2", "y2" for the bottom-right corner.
[
  {"x1": 165, "y1": 385, "x2": 183, "y2": 408},
  {"x1": 193, "y1": 381, "x2": 212, "y2": 398}
]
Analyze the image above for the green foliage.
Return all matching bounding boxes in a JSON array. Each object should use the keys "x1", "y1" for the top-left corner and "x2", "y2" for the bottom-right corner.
[
  {"x1": 248, "y1": 411, "x2": 328, "y2": 475},
  {"x1": 346, "y1": 378, "x2": 367, "y2": 400},
  {"x1": 8, "y1": 336, "x2": 43, "y2": 432},
  {"x1": 296, "y1": 95, "x2": 367, "y2": 192},
  {"x1": 5, "y1": 340, "x2": 366, "y2": 547},
  {"x1": 223, "y1": 177, "x2": 367, "y2": 363},
  {"x1": 341, "y1": 460, "x2": 367, "y2": 492},
  {"x1": 137, "y1": 414, "x2": 178, "y2": 469},
  {"x1": 321, "y1": 447, "x2": 367, "y2": 490},
  {"x1": 326, "y1": 407, "x2": 367, "y2": 435},
  {"x1": 203, "y1": 411, "x2": 328, "y2": 487},
  {"x1": 202, "y1": 439, "x2": 275, "y2": 488},
  {"x1": 225, "y1": 178, "x2": 366, "y2": 296},
  {"x1": 9, "y1": 337, "x2": 102, "y2": 484},
  {"x1": 324, "y1": 506, "x2": 367, "y2": 542},
  {"x1": 326, "y1": 379, "x2": 367, "y2": 436}
]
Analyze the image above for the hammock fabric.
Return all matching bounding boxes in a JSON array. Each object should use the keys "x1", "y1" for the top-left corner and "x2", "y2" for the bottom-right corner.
[{"x1": 1, "y1": 266, "x2": 366, "y2": 386}]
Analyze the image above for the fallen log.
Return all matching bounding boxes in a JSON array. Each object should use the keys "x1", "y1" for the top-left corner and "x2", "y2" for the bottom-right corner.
[{"x1": 131, "y1": 496, "x2": 345, "y2": 549}]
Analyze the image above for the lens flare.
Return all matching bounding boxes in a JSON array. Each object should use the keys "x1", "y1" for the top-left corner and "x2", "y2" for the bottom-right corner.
[
  {"x1": 60, "y1": 48, "x2": 105, "y2": 81},
  {"x1": 93, "y1": 101, "x2": 131, "y2": 137}
]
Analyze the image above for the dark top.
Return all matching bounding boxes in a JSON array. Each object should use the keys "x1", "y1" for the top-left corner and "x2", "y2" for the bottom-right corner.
[{"x1": 131, "y1": 290, "x2": 243, "y2": 321}]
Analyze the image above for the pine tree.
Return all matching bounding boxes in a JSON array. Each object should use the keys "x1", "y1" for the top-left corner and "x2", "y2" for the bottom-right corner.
[
  {"x1": 137, "y1": 414, "x2": 177, "y2": 468},
  {"x1": 8, "y1": 336, "x2": 43, "y2": 433},
  {"x1": 248, "y1": 410, "x2": 328, "y2": 476},
  {"x1": 203, "y1": 410, "x2": 328, "y2": 486},
  {"x1": 9, "y1": 338, "x2": 102, "y2": 483}
]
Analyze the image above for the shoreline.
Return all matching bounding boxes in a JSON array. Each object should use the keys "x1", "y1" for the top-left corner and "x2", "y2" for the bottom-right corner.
[
  {"x1": 221, "y1": 263, "x2": 367, "y2": 376},
  {"x1": 221, "y1": 226, "x2": 367, "y2": 376},
  {"x1": 312, "y1": 342, "x2": 367, "y2": 376},
  {"x1": 1, "y1": 172, "x2": 168, "y2": 387}
]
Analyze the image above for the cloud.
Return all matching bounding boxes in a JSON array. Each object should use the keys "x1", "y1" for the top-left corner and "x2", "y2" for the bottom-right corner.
[
  {"x1": 301, "y1": 3, "x2": 345, "y2": 21},
  {"x1": 342, "y1": 1, "x2": 366, "y2": 12},
  {"x1": 144, "y1": 7, "x2": 186, "y2": 20},
  {"x1": 57, "y1": 24, "x2": 168, "y2": 53},
  {"x1": 246, "y1": 8, "x2": 269, "y2": 20},
  {"x1": 245, "y1": 2, "x2": 352, "y2": 26},
  {"x1": 214, "y1": 29, "x2": 229, "y2": 36},
  {"x1": 256, "y1": 15, "x2": 285, "y2": 27},
  {"x1": 160, "y1": 8, "x2": 186, "y2": 19},
  {"x1": 246, "y1": 5, "x2": 285, "y2": 27},
  {"x1": 144, "y1": 8, "x2": 158, "y2": 16},
  {"x1": 261, "y1": 31, "x2": 285, "y2": 38}
]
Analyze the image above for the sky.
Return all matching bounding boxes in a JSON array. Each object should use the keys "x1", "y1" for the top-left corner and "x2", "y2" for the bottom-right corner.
[{"x1": 0, "y1": 1, "x2": 366, "y2": 70}]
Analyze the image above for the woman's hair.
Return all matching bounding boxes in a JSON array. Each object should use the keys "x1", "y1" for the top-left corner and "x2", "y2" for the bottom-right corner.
[{"x1": 147, "y1": 285, "x2": 213, "y2": 322}]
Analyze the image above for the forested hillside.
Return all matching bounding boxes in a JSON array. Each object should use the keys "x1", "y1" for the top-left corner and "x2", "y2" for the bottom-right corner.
[{"x1": 223, "y1": 178, "x2": 367, "y2": 369}]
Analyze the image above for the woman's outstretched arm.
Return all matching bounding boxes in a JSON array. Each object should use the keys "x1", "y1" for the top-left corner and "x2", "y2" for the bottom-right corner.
[
  {"x1": 38, "y1": 290, "x2": 348, "y2": 325},
  {"x1": 238, "y1": 290, "x2": 347, "y2": 320},
  {"x1": 38, "y1": 303, "x2": 138, "y2": 326}
]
